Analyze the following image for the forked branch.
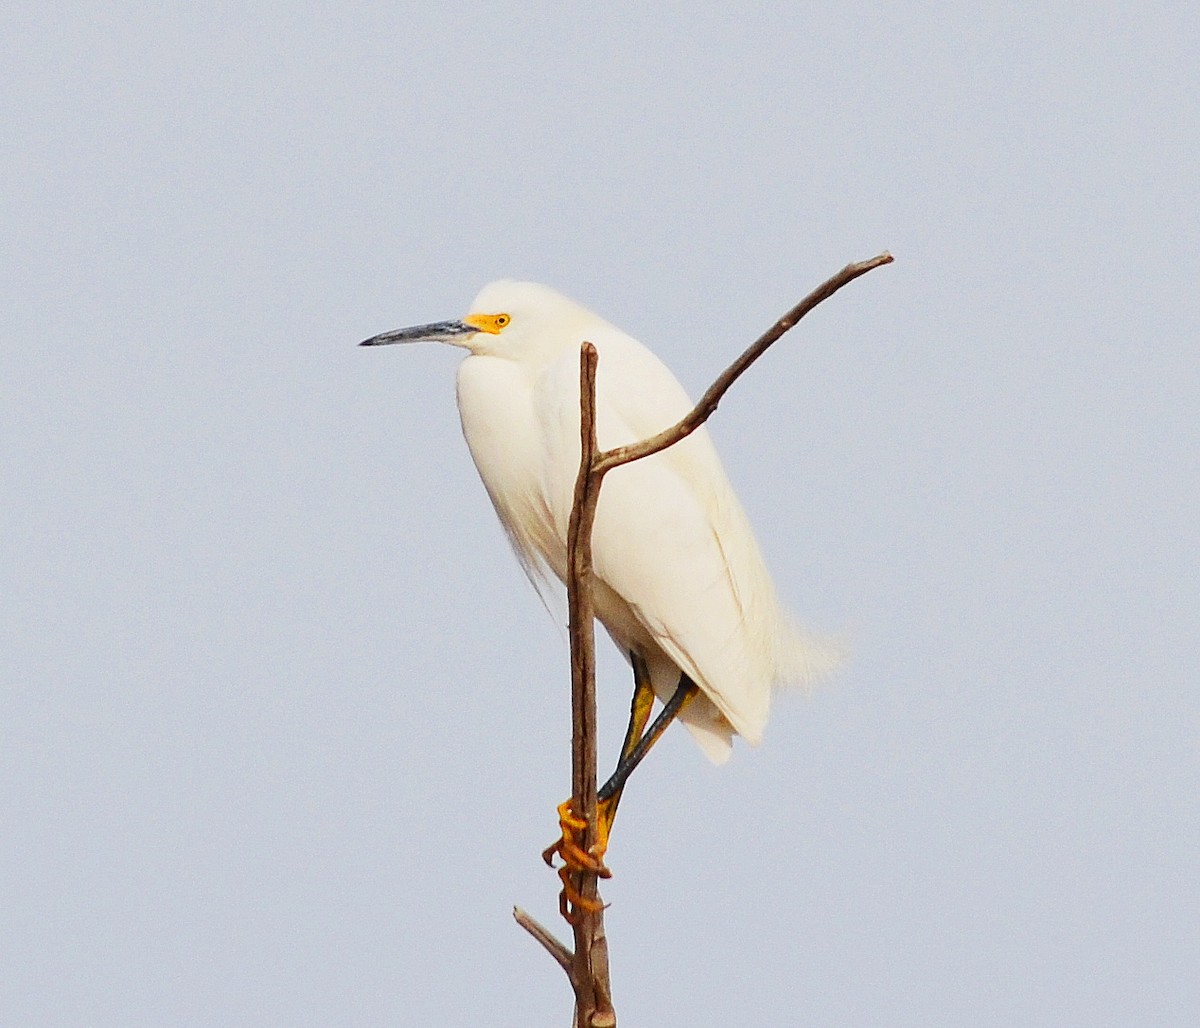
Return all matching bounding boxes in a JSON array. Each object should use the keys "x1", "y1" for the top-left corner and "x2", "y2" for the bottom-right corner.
[
  {"x1": 597, "y1": 252, "x2": 893, "y2": 473},
  {"x1": 515, "y1": 252, "x2": 893, "y2": 1028}
]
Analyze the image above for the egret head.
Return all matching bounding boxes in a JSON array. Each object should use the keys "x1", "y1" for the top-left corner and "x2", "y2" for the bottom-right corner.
[{"x1": 360, "y1": 280, "x2": 600, "y2": 362}]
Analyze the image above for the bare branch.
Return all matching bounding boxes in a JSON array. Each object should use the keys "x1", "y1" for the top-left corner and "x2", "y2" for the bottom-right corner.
[
  {"x1": 562, "y1": 343, "x2": 617, "y2": 1027},
  {"x1": 567, "y1": 343, "x2": 601, "y2": 843},
  {"x1": 519, "y1": 253, "x2": 893, "y2": 1028},
  {"x1": 513, "y1": 907, "x2": 573, "y2": 975},
  {"x1": 595, "y1": 252, "x2": 893, "y2": 474}
]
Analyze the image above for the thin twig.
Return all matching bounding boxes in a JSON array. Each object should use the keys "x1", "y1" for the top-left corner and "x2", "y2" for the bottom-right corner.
[
  {"x1": 595, "y1": 252, "x2": 893, "y2": 474},
  {"x1": 563, "y1": 343, "x2": 616, "y2": 1027},
  {"x1": 513, "y1": 907, "x2": 573, "y2": 975}
]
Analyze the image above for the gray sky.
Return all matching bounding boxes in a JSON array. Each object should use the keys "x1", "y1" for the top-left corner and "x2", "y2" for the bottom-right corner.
[{"x1": 4, "y1": 3, "x2": 1197, "y2": 1025}]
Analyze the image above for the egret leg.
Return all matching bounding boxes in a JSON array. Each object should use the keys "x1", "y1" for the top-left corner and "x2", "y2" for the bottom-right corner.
[
  {"x1": 540, "y1": 658, "x2": 653, "y2": 884},
  {"x1": 598, "y1": 672, "x2": 698, "y2": 818},
  {"x1": 596, "y1": 651, "x2": 657, "y2": 833},
  {"x1": 543, "y1": 656, "x2": 694, "y2": 921}
]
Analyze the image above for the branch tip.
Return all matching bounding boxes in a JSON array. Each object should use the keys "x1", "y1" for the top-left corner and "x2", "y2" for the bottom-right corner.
[
  {"x1": 595, "y1": 250, "x2": 893, "y2": 474},
  {"x1": 513, "y1": 906, "x2": 573, "y2": 974}
]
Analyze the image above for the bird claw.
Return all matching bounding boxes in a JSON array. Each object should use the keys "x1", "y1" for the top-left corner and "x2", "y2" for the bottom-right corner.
[
  {"x1": 543, "y1": 798, "x2": 612, "y2": 922},
  {"x1": 557, "y1": 867, "x2": 607, "y2": 923},
  {"x1": 543, "y1": 799, "x2": 612, "y2": 872}
]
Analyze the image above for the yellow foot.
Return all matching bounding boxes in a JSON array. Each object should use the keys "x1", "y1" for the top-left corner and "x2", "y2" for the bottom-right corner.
[
  {"x1": 542, "y1": 799, "x2": 611, "y2": 873},
  {"x1": 542, "y1": 798, "x2": 613, "y2": 923},
  {"x1": 557, "y1": 866, "x2": 605, "y2": 923}
]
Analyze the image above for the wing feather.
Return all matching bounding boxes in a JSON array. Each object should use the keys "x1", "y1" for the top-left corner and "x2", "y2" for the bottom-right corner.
[{"x1": 533, "y1": 327, "x2": 795, "y2": 744}]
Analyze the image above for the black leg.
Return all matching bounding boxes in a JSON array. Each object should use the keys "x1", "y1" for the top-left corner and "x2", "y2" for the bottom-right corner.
[
  {"x1": 599, "y1": 671, "x2": 698, "y2": 806},
  {"x1": 597, "y1": 652, "x2": 658, "y2": 829}
]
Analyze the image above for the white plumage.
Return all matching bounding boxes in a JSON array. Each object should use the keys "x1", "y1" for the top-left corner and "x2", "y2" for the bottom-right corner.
[{"x1": 366, "y1": 280, "x2": 837, "y2": 763}]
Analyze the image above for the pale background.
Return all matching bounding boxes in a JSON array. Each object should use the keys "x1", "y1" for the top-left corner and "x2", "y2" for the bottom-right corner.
[{"x1": 4, "y1": 3, "x2": 1197, "y2": 1025}]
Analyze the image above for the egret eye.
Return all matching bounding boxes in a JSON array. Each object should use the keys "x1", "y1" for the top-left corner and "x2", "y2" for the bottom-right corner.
[{"x1": 462, "y1": 311, "x2": 512, "y2": 334}]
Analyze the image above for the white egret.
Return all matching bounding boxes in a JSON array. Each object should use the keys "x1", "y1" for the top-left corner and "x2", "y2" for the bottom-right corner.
[{"x1": 361, "y1": 281, "x2": 837, "y2": 860}]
